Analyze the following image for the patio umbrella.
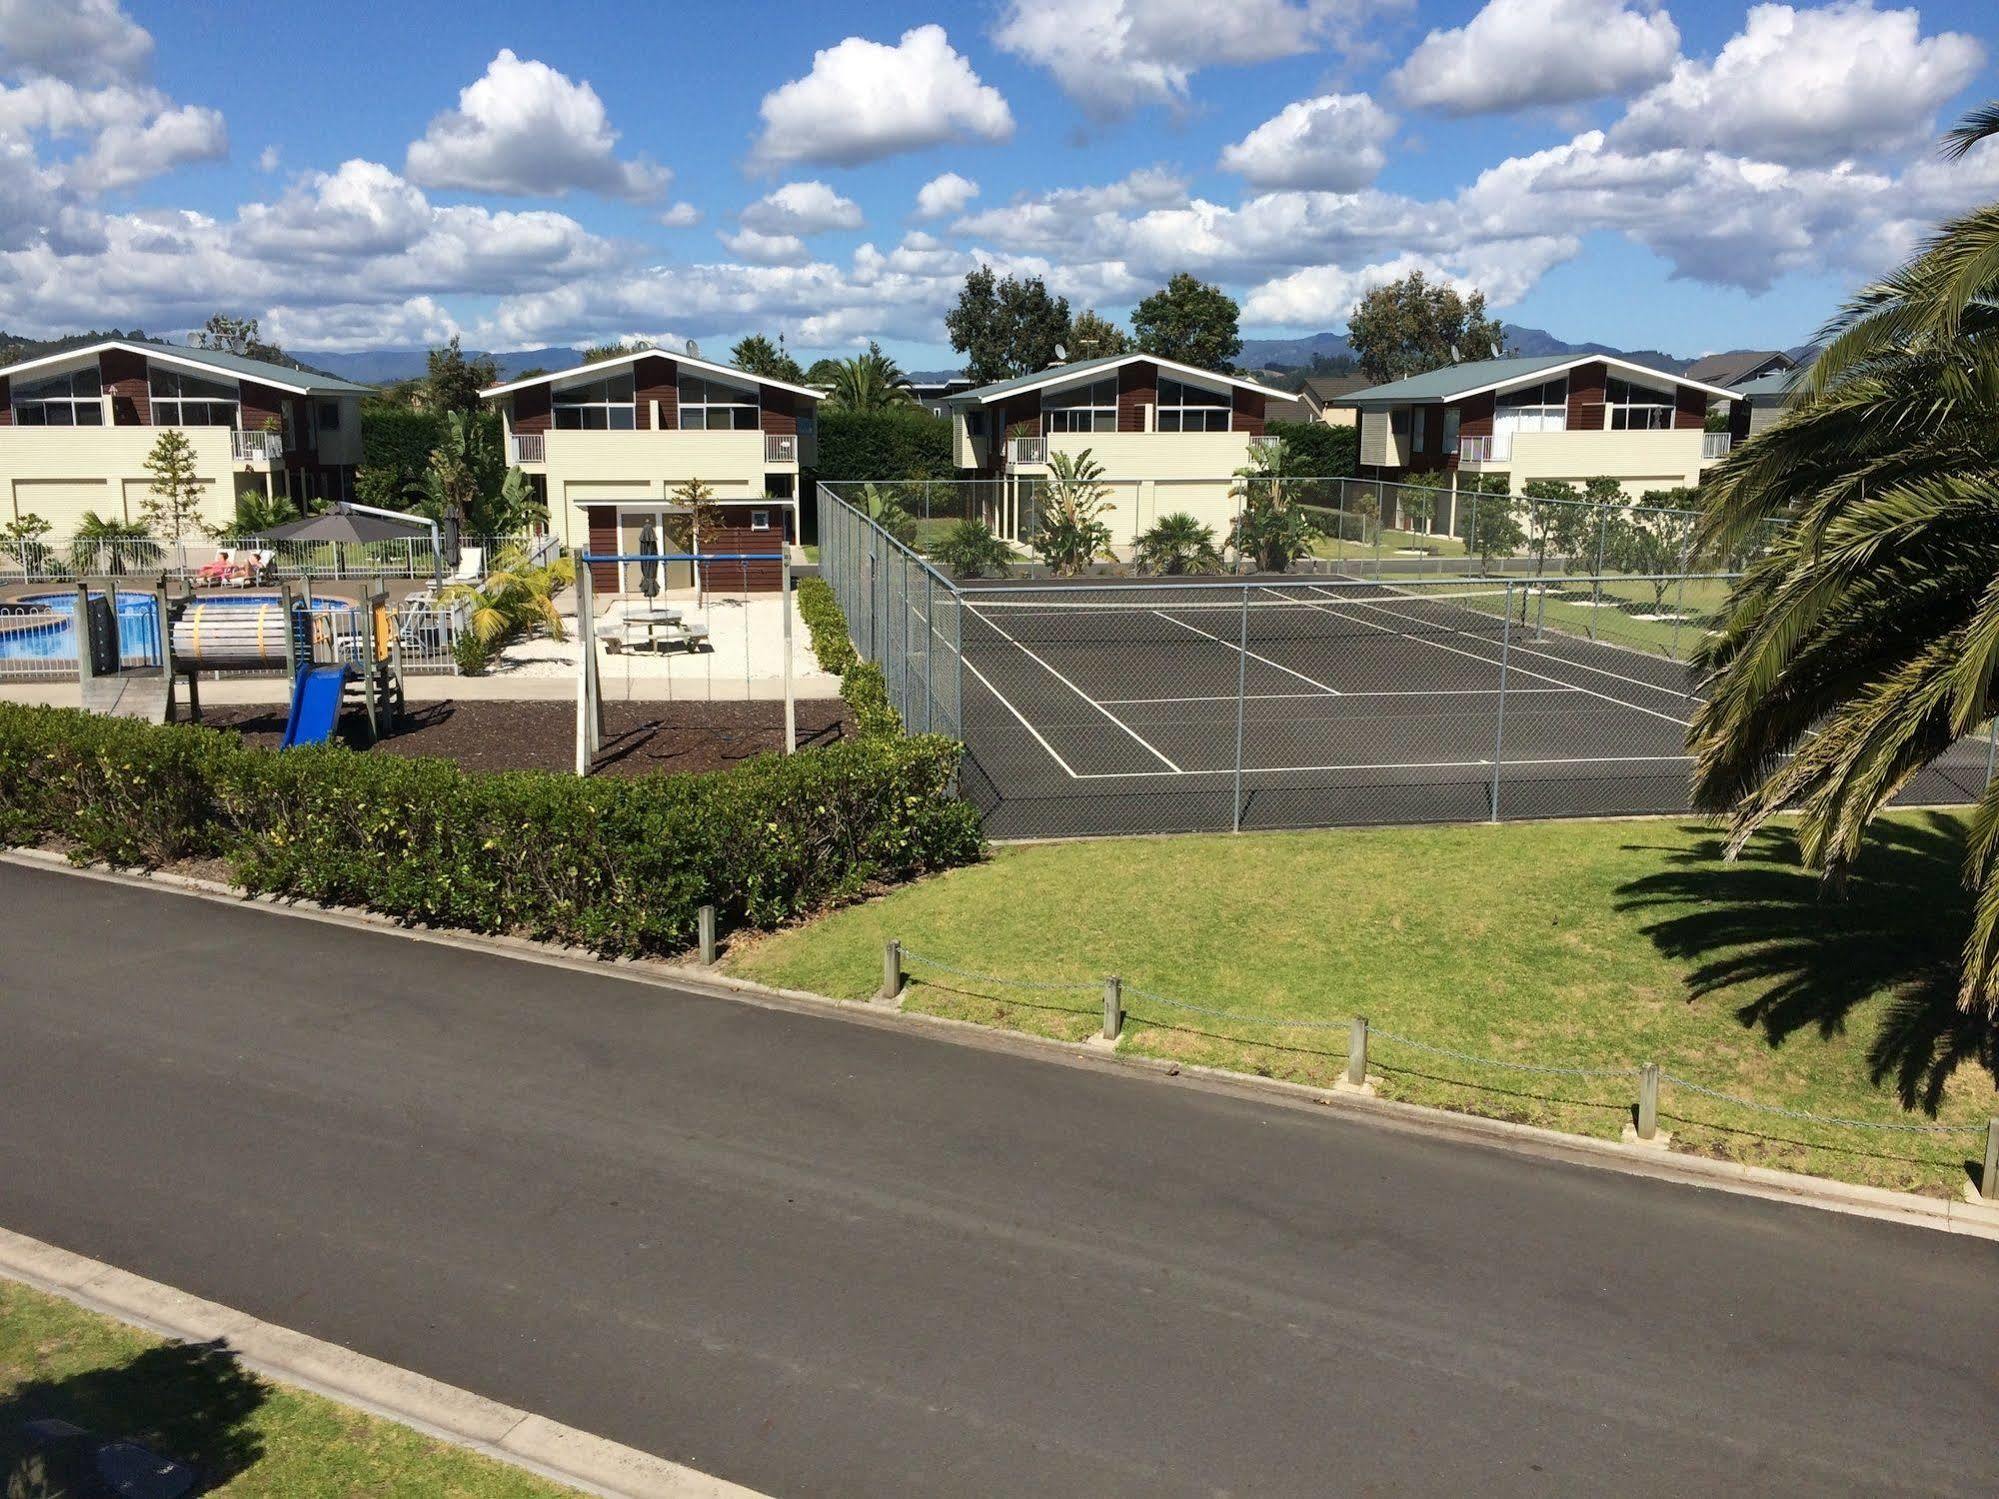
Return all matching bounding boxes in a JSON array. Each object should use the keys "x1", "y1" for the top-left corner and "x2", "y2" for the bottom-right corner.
[
  {"x1": 638, "y1": 519, "x2": 659, "y2": 600},
  {"x1": 253, "y1": 507, "x2": 433, "y2": 545},
  {"x1": 441, "y1": 513, "x2": 462, "y2": 571}
]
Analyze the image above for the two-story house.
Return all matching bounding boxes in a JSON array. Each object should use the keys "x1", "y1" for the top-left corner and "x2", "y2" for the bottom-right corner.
[
  {"x1": 940, "y1": 353, "x2": 1293, "y2": 549},
  {"x1": 481, "y1": 348, "x2": 820, "y2": 593},
  {"x1": 0, "y1": 340, "x2": 369, "y2": 535},
  {"x1": 1346, "y1": 354, "x2": 1744, "y2": 531}
]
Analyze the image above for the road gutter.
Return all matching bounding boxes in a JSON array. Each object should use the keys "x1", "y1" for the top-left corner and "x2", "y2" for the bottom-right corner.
[{"x1": 6, "y1": 846, "x2": 1998, "y2": 1244}]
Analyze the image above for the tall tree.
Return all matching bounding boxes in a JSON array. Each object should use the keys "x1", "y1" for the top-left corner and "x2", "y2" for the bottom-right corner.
[
  {"x1": 731, "y1": 333, "x2": 805, "y2": 383},
  {"x1": 945, "y1": 266, "x2": 1071, "y2": 385},
  {"x1": 139, "y1": 429, "x2": 208, "y2": 538},
  {"x1": 1067, "y1": 308, "x2": 1132, "y2": 360},
  {"x1": 194, "y1": 314, "x2": 284, "y2": 364},
  {"x1": 803, "y1": 357, "x2": 844, "y2": 389},
  {"x1": 1132, "y1": 274, "x2": 1242, "y2": 373},
  {"x1": 1345, "y1": 272, "x2": 1508, "y2": 383},
  {"x1": 825, "y1": 342, "x2": 916, "y2": 413},
  {"x1": 423, "y1": 336, "x2": 499, "y2": 415},
  {"x1": 1689, "y1": 99, "x2": 1999, "y2": 1024}
]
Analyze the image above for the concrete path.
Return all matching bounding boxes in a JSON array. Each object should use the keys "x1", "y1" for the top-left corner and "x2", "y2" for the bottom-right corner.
[{"x1": 1, "y1": 861, "x2": 1993, "y2": 1497}]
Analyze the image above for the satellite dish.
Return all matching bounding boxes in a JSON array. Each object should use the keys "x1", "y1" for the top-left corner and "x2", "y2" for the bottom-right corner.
[
  {"x1": 1449, "y1": 343, "x2": 1461, "y2": 364},
  {"x1": 1054, "y1": 342, "x2": 1068, "y2": 360}
]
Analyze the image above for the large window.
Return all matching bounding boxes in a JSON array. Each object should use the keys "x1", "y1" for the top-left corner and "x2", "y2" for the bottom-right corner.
[
  {"x1": 1605, "y1": 374, "x2": 1674, "y2": 431},
  {"x1": 148, "y1": 366, "x2": 238, "y2": 426},
  {"x1": 13, "y1": 367, "x2": 102, "y2": 425},
  {"x1": 676, "y1": 375, "x2": 758, "y2": 430},
  {"x1": 554, "y1": 372, "x2": 637, "y2": 430},
  {"x1": 1042, "y1": 376, "x2": 1117, "y2": 434},
  {"x1": 1155, "y1": 377, "x2": 1230, "y2": 432},
  {"x1": 1494, "y1": 377, "x2": 1567, "y2": 435}
]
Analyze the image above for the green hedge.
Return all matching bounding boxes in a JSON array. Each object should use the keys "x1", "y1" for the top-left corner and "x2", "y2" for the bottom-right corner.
[
  {"x1": 1266, "y1": 419, "x2": 1359, "y2": 478},
  {"x1": 0, "y1": 703, "x2": 980, "y2": 958},
  {"x1": 813, "y1": 408, "x2": 955, "y2": 484},
  {"x1": 798, "y1": 576, "x2": 901, "y2": 738}
]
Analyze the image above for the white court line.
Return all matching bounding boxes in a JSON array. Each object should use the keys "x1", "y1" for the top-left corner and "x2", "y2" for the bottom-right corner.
[
  {"x1": 1280, "y1": 586, "x2": 1693, "y2": 729},
  {"x1": 1097, "y1": 686, "x2": 1580, "y2": 706},
  {"x1": 1066, "y1": 753, "x2": 1695, "y2": 781},
  {"x1": 1309, "y1": 585, "x2": 1694, "y2": 701},
  {"x1": 957, "y1": 651, "x2": 1082, "y2": 780},
  {"x1": 965, "y1": 604, "x2": 1183, "y2": 772},
  {"x1": 1149, "y1": 609, "x2": 1348, "y2": 696}
]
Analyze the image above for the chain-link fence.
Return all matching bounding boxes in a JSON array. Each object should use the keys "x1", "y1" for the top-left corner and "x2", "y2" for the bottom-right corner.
[{"x1": 820, "y1": 483, "x2": 1991, "y2": 838}]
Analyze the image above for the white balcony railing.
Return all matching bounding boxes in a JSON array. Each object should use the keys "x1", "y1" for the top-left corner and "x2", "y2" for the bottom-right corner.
[
  {"x1": 764, "y1": 432, "x2": 798, "y2": 463},
  {"x1": 1701, "y1": 431, "x2": 1733, "y2": 459},
  {"x1": 509, "y1": 432, "x2": 545, "y2": 464},
  {"x1": 1009, "y1": 435, "x2": 1047, "y2": 466},
  {"x1": 231, "y1": 429, "x2": 284, "y2": 463},
  {"x1": 1457, "y1": 432, "x2": 1513, "y2": 464}
]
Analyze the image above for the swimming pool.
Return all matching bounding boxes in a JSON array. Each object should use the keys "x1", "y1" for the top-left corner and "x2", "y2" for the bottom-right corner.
[{"x1": 0, "y1": 591, "x2": 355, "y2": 667}]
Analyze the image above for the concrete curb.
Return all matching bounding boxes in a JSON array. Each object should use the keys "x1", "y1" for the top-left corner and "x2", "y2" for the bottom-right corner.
[
  {"x1": 7, "y1": 847, "x2": 1998, "y2": 1244},
  {"x1": 0, "y1": 1224, "x2": 767, "y2": 1499}
]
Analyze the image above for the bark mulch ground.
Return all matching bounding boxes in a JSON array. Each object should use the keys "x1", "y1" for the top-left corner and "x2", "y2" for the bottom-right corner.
[{"x1": 186, "y1": 698, "x2": 853, "y2": 778}]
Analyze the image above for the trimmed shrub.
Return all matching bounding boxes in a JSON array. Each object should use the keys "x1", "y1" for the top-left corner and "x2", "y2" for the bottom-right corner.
[
  {"x1": 0, "y1": 703, "x2": 981, "y2": 957},
  {"x1": 1266, "y1": 419, "x2": 1359, "y2": 478},
  {"x1": 797, "y1": 576, "x2": 903, "y2": 734},
  {"x1": 814, "y1": 408, "x2": 955, "y2": 484}
]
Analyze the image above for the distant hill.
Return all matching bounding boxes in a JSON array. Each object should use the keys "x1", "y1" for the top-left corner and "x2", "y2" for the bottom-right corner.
[
  {"x1": 289, "y1": 346, "x2": 579, "y2": 384},
  {"x1": 1240, "y1": 324, "x2": 1692, "y2": 376}
]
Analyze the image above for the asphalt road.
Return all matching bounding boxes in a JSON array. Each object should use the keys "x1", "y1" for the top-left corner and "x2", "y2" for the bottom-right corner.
[{"x1": 2, "y1": 860, "x2": 1994, "y2": 1497}]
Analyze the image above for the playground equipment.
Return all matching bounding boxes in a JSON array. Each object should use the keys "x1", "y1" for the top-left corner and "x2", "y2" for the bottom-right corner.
[
  {"x1": 573, "y1": 549, "x2": 794, "y2": 776},
  {"x1": 71, "y1": 575, "x2": 405, "y2": 741}
]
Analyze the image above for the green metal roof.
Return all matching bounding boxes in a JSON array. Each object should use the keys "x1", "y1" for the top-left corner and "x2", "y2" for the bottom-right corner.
[
  {"x1": 942, "y1": 353, "x2": 1133, "y2": 403},
  {"x1": 152, "y1": 342, "x2": 375, "y2": 394},
  {"x1": 1342, "y1": 355, "x2": 1578, "y2": 404},
  {"x1": 1733, "y1": 370, "x2": 1801, "y2": 400}
]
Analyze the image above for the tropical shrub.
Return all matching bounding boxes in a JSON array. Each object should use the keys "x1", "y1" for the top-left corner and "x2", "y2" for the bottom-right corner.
[
  {"x1": 1134, "y1": 513, "x2": 1223, "y2": 575},
  {"x1": 1227, "y1": 438, "x2": 1320, "y2": 574},
  {"x1": 1035, "y1": 449, "x2": 1116, "y2": 575},
  {"x1": 930, "y1": 520, "x2": 1013, "y2": 579}
]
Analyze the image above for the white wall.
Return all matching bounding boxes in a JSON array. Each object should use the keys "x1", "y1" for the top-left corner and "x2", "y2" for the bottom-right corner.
[{"x1": 0, "y1": 426, "x2": 243, "y2": 531}]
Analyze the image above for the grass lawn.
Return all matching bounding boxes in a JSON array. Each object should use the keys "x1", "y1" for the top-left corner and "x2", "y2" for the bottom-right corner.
[
  {"x1": 1450, "y1": 576, "x2": 1733, "y2": 661},
  {"x1": 726, "y1": 813, "x2": 1998, "y2": 1197},
  {"x1": 1311, "y1": 525, "x2": 1468, "y2": 563},
  {"x1": 0, "y1": 1280, "x2": 575, "y2": 1496}
]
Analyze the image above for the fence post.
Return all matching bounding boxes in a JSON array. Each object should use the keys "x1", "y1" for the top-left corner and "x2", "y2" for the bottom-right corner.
[
  {"x1": 781, "y1": 549, "x2": 796, "y2": 754},
  {"x1": 1348, "y1": 1016, "x2": 1368, "y2": 1086},
  {"x1": 1489, "y1": 582, "x2": 1512, "y2": 821},
  {"x1": 697, "y1": 904, "x2": 717, "y2": 965},
  {"x1": 1102, "y1": 976, "x2": 1123, "y2": 1042},
  {"x1": 1232, "y1": 583, "x2": 1250, "y2": 833},
  {"x1": 1636, "y1": 1063, "x2": 1661, "y2": 1141},
  {"x1": 881, "y1": 939, "x2": 903, "y2": 1002},
  {"x1": 1981, "y1": 1118, "x2": 1998, "y2": 1202},
  {"x1": 1589, "y1": 507, "x2": 1607, "y2": 639}
]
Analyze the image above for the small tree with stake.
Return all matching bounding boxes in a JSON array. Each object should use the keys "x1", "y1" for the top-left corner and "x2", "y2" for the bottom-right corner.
[{"x1": 140, "y1": 428, "x2": 208, "y2": 540}]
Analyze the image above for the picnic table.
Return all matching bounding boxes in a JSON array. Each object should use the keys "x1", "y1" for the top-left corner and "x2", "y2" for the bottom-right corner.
[{"x1": 598, "y1": 605, "x2": 710, "y2": 654}]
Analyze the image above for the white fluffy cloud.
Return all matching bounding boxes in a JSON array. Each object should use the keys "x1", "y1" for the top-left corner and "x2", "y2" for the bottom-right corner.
[
  {"x1": 915, "y1": 172, "x2": 979, "y2": 219},
  {"x1": 657, "y1": 202, "x2": 702, "y2": 228},
  {"x1": 405, "y1": 49, "x2": 668, "y2": 198},
  {"x1": 0, "y1": 0, "x2": 151, "y2": 86},
  {"x1": 1220, "y1": 93, "x2": 1395, "y2": 191},
  {"x1": 739, "y1": 180, "x2": 863, "y2": 236},
  {"x1": 750, "y1": 26, "x2": 1013, "y2": 168},
  {"x1": 1391, "y1": 0, "x2": 1679, "y2": 115},
  {"x1": 718, "y1": 227, "x2": 812, "y2": 266},
  {"x1": 994, "y1": 0, "x2": 1404, "y2": 119},
  {"x1": 1614, "y1": 3, "x2": 1985, "y2": 166}
]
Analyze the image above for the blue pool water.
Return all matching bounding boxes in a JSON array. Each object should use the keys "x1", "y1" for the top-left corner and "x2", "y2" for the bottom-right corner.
[{"x1": 0, "y1": 591, "x2": 353, "y2": 665}]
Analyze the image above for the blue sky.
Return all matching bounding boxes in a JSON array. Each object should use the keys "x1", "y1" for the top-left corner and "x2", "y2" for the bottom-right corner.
[{"x1": 4, "y1": 0, "x2": 1996, "y2": 366}]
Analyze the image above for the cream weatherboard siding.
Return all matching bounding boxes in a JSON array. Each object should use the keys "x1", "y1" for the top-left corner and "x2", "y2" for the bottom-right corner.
[
  {"x1": 1505, "y1": 429, "x2": 1707, "y2": 497},
  {"x1": 1359, "y1": 410, "x2": 1406, "y2": 469},
  {"x1": 0, "y1": 425, "x2": 250, "y2": 531},
  {"x1": 528, "y1": 429, "x2": 777, "y2": 552},
  {"x1": 1034, "y1": 431, "x2": 1264, "y2": 546}
]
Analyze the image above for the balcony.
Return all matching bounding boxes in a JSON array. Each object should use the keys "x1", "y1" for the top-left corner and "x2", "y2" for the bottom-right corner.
[
  {"x1": 1457, "y1": 433, "x2": 1513, "y2": 465},
  {"x1": 764, "y1": 432, "x2": 798, "y2": 464},
  {"x1": 1701, "y1": 431, "x2": 1733, "y2": 460},
  {"x1": 231, "y1": 429, "x2": 284, "y2": 463},
  {"x1": 1008, "y1": 435, "x2": 1047, "y2": 466},
  {"x1": 509, "y1": 432, "x2": 545, "y2": 464}
]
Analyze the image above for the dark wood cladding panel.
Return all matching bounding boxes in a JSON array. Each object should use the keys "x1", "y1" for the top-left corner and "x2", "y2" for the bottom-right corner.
[
  {"x1": 1566, "y1": 361, "x2": 1607, "y2": 432},
  {"x1": 759, "y1": 386, "x2": 800, "y2": 435},
  {"x1": 1455, "y1": 391, "x2": 1494, "y2": 439},
  {"x1": 100, "y1": 348, "x2": 149, "y2": 425},
  {"x1": 634, "y1": 355, "x2": 677, "y2": 431},
  {"x1": 701, "y1": 509, "x2": 786, "y2": 591},
  {"x1": 1674, "y1": 384, "x2": 1709, "y2": 429},
  {"x1": 1117, "y1": 362, "x2": 1156, "y2": 433},
  {"x1": 0, "y1": 374, "x2": 10, "y2": 426},
  {"x1": 586, "y1": 507, "x2": 618, "y2": 591},
  {"x1": 511, "y1": 383, "x2": 552, "y2": 435},
  {"x1": 239, "y1": 382, "x2": 287, "y2": 446},
  {"x1": 1231, "y1": 385, "x2": 1265, "y2": 435}
]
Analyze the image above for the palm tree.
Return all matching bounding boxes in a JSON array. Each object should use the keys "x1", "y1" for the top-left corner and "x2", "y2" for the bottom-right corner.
[
  {"x1": 823, "y1": 341, "x2": 915, "y2": 413},
  {"x1": 1226, "y1": 438, "x2": 1320, "y2": 574},
  {"x1": 446, "y1": 542, "x2": 576, "y2": 646},
  {"x1": 1035, "y1": 449, "x2": 1115, "y2": 575},
  {"x1": 1134, "y1": 513, "x2": 1222, "y2": 576},
  {"x1": 1688, "y1": 100, "x2": 1999, "y2": 1018},
  {"x1": 70, "y1": 510, "x2": 159, "y2": 576}
]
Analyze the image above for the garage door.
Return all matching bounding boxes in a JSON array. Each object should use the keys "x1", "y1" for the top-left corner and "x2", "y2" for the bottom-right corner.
[{"x1": 12, "y1": 479, "x2": 113, "y2": 531}]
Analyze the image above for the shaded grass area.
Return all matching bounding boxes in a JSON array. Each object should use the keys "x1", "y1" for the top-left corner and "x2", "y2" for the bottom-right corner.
[
  {"x1": 0, "y1": 1280, "x2": 574, "y2": 1496},
  {"x1": 726, "y1": 814, "x2": 1998, "y2": 1196},
  {"x1": 1310, "y1": 525, "x2": 1468, "y2": 563},
  {"x1": 1451, "y1": 576, "x2": 1732, "y2": 661}
]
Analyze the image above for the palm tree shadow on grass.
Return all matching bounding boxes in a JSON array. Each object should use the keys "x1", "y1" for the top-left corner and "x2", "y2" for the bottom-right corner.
[
  {"x1": 1615, "y1": 813, "x2": 1996, "y2": 1114},
  {"x1": 0, "y1": 1337, "x2": 266, "y2": 1490}
]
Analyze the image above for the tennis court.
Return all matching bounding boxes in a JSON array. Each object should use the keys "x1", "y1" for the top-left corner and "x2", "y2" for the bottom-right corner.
[{"x1": 946, "y1": 577, "x2": 1993, "y2": 838}]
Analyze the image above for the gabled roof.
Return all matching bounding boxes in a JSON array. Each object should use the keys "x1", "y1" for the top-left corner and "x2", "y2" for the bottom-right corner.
[
  {"x1": 0, "y1": 338, "x2": 373, "y2": 395},
  {"x1": 1344, "y1": 353, "x2": 1745, "y2": 406},
  {"x1": 1301, "y1": 373, "x2": 1373, "y2": 403},
  {"x1": 941, "y1": 352, "x2": 1290, "y2": 406},
  {"x1": 480, "y1": 345, "x2": 823, "y2": 402},
  {"x1": 1734, "y1": 370, "x2": 1802, "y2": 400},
  {"x1": 1683, "y1": 350, "x2": 1795, "y2": 387}
]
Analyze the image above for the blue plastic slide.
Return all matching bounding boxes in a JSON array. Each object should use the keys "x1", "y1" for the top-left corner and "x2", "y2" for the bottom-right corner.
[{"x1": 281, "y1": 663, "x2": 351, "y2": 749}]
